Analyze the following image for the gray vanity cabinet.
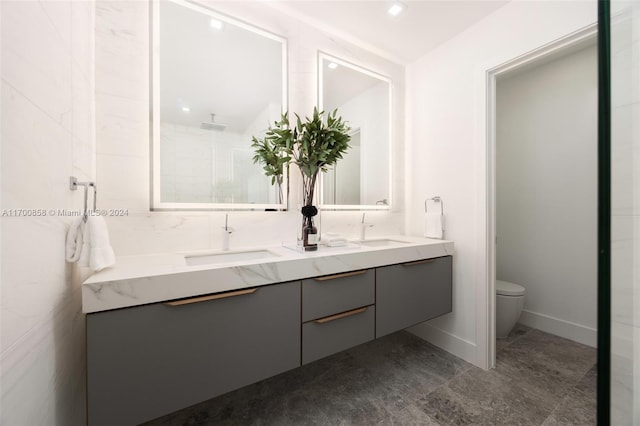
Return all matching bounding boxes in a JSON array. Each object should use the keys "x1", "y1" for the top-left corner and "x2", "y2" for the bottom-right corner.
[
  {"x1": 376, "y1": 256, "x2": 452, "y2": 338},
  {"x1": 301, "y1": 270, "x2": 375, "y2": 364},
  {"x1": 86, "y1": 281, "x2": 301, "y2": 426}
]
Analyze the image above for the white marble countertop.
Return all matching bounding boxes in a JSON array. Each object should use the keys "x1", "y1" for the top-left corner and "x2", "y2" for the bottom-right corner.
[{"x1": 82, "y1": 236, "x2": 454, "y2": 314}]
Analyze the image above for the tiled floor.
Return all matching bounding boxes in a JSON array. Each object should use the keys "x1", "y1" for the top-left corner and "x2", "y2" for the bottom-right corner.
[{"x1": 145, "y1": 324, "x2": 597, "y2": 425}]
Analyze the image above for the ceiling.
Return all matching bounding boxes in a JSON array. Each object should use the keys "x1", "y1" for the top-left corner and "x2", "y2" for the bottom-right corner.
[{"x1": 272, "y1": 0, "x2": 510, "y2": 64}]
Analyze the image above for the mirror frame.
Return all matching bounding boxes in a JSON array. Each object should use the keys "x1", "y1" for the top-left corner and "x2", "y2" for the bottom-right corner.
[
  {"x1": 150, "y1": 0, "x2": 288, "y2": 211},
  {"x1": 317, "y1": 52, "x2": 393, "y2": 210}
]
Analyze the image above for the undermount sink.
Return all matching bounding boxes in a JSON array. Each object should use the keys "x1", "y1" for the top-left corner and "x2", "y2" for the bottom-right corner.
[
  {"x1": 357, "y1": 239, "x2": 411, "y2": 247},
  {"x1": 185, "y1": 249, "x2": 279, "y2": 266}
]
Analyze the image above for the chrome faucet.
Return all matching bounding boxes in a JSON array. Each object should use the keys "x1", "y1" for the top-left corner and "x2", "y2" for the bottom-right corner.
[
  {"x1": 359, "y1": 213, "x2": 374, "y2": 241},
  {"x1": 222, "y1": 214, "x2": 234, "y2": 251}
]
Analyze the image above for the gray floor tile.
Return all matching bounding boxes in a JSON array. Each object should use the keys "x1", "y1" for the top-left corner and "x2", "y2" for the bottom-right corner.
[
  {"x1": 496, "y1": 330, "x2": 597, "y2": 401},
  {"x1": 287, "y1": 363, "x2": 396, "y2": 425},
  {"x1": 144, "y1": 328, "x2": 596, "y2": 426},
  {"x1": 392, "y1": 332, "x2": 474, "y2": 381},
  {"x1": 348, "y1": 332, "x2": 472, "y2": 410},
  {"x1": 417, "y1": 385, "x2": 484, "y2": 425},
  {"x1": 376, "y1": 403, "x2": 442, "y2": 426},
  {"x1": 508, "y1": 330, "x2": 596, "y2": 376},
  {"x1": 496, "y1": 323, "x2": 532, "y2": 352},
  {"x1": 417, "y1": 366, "x2": 556, "y2": 425},
  {"x1": 354, "y1": 358, "x2": 446, "y2": 412},
  {"x1": 495, "y1": 353, "x2": 575, "y2": 404},
  {"x1": 574, "y1": 364, "x2": 597, "y2": 401},
  {"x1": 541, "y1": 389, "x2": 597, "y2": 426}
]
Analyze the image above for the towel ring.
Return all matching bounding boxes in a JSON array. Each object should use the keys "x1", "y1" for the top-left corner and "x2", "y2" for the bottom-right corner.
[
  {"x1": 425, "y1": 196, "x2": 444, "y2": 215},
  {"x1": 70, "y1": 176, "x2": 97, "y2": 221}
]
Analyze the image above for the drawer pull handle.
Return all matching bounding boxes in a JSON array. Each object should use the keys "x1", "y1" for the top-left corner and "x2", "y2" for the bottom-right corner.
[
  {"x1": 314, "y1": 307, "x2": 368, "y2": 324},
  {"x1": 402, "y1": 259, "x2": 436, "y2": 267},
  {"x1": 314, "y1": 270, "x2": 367, "y2": 281},
  {"x1": 164, "y1": 288, "x2": 257, "y2": 306}
]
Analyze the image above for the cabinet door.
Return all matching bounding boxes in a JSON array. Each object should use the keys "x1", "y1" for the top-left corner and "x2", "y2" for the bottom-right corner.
[
  {"x1": 87, "y1": 281, "x2": 301, "y2": 426},
  {"x1": 376, "y1": 256, "x2": 452, "y2": 338}
]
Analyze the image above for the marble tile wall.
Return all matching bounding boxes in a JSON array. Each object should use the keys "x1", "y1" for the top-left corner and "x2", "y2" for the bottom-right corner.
[
  {"x1": 1, "y1": 1, "x2": 95, "y2": 424},
  {"x1": 95, "y1": 1, "x2": 406, "y2": 257},
  {"x1": 610, "y1": 1, "x2": 640, "y2": 424}
]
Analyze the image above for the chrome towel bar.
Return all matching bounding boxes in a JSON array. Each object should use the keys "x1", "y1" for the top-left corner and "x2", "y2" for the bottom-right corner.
[
  {"x1": 70, "y1": 176, "x2": 96, "y2": 221},
  {"x1": 425, "y1": 196, "x2": 443, "y2": 215}
]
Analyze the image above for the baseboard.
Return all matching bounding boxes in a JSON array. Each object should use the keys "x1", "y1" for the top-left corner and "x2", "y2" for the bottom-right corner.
[
  {"x1": 519, "y1": 309, "x2": 597, "y2": 348},
  {"x1": 407, "y1": 322, "x2": 478, "y2": 366}
]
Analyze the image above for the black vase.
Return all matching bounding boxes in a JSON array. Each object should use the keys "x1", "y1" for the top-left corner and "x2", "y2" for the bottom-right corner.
[{"x1": 301, "y1": 205, "x2": 318, "y2": 251}]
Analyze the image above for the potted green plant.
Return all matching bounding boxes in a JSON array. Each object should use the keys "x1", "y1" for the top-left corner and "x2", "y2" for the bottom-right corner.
[{"x1": 252, "y1": 107, "x2": 351, "y2": 250}]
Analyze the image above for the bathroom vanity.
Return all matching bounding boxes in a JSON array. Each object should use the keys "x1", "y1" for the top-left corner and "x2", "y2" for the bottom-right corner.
[{"x1": 83, "y1": 238, "x2": 453, "y2": 425}]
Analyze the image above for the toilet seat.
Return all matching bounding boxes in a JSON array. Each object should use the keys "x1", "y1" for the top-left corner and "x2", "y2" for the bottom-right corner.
[{"x1": 496, "y1": 280, "x2": 525, "y2": 297}]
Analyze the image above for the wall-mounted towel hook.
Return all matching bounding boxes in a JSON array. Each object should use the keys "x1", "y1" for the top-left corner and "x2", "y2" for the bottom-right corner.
[
  {"x1": 70, "y1": 176, "x2": 97, "y2": 221},
  {"x1": 425, "y1": 196, "x2": 444, "y2": 215}
]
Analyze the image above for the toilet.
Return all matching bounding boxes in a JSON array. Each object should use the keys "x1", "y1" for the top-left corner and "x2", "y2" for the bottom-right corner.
[{"x1": 496, "y1": 280, "x2": 526, "y2": 339}]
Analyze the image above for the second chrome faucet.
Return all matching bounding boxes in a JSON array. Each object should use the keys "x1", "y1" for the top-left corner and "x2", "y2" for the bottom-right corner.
[
  {"x1": 359, "y1": 213, "x2": 374, "y2": 241},
  {"x1": 222, "y1": 214, "x2": 234, "y2": 251}
]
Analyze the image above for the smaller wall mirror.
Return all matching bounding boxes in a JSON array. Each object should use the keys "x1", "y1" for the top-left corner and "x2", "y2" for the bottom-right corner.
[
  {"x1": 151, "y1": 0, "x2": 287, "y2": 210},
  {"x1": 319, "y1": 53, "x2": 392, "y2": 210}
]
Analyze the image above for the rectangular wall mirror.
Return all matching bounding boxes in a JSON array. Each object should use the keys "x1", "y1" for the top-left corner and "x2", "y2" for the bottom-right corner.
[
  {"x1": 318, "y1": 52, "x2": 392, "y2": 210},
  {"x1": 151, "y1": 0, "x2": 287, "y2": 210}
]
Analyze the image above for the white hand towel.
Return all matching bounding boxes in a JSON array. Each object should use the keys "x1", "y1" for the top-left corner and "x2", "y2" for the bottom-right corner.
[
  {"x1": 325, "y1": 237, "x2": 348, "y2": 247},
  {"x1": 86, "y1": 216, "x2": 115, "y2": 271},
  {"x1": 321, "y1": 232, "x2": 348, "y2": 247},
  {"x1": 65, "y1": 218, "x2": 84, "y2": 262},
  {"x1": 424, "y1": 212, "x2": 444, "y2": 239},
  {"x1": 78, "y1": 220, "x2": 91, "y2": 268}
]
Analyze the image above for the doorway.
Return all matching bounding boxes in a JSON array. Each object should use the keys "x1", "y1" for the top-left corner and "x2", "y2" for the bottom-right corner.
[
  {"x1": 495, "y1": 39, "x2": 598, "y2": 346},
  {"x1": 485, "y1": 24, "x2": 598, "y2": 367}
]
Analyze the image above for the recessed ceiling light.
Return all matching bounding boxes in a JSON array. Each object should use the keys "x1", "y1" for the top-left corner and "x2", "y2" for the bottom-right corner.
[
  {"x1": 328, "y1": 62, "x2": 339, "y2": 70},
  {"x1": 181, "y1": 106, "x2": 191, "y2": 112},
  {"x1": 209, "y1": 18, "x2": 224, "y2": 30},
  {"x1": 387, "y1": 2, "x2": 406, "y2": 17}
]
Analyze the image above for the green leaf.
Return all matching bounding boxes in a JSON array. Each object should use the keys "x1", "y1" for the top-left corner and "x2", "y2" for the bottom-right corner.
[{"x1": 250, "y1": 107, "x2": 351, "y2": 189}]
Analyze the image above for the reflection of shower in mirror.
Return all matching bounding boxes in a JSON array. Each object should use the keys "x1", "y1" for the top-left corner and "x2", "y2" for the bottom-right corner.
[{"x1": 200, "y1": 113, "x2": 227, "y2": 131}]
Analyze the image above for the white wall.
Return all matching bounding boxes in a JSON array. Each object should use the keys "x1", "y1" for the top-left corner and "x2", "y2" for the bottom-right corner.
[
  {"x1": 609, "y1": 1, "x2": 640, "y2": 424},
  {"x1": 406, "y1": 1, "x2": 597, "y2": 367},
  {"x1": 1, "y1": 1, "x2": 95, "y2": 424},
  {"x1": 496, "y1": 44, "x2": 597, "y2": 347},
  {"x1": 95, "y1": 1, "x2": 405, "y2": 257}
]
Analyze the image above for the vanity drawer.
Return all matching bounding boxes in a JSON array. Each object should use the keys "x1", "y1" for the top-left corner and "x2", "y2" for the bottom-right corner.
[
  {"x1": 302, "y1": 269, "x2": 375, "y2": 321},
  {"x1": 302, "y1": 305, "x2": 375, "y2": 364}
]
